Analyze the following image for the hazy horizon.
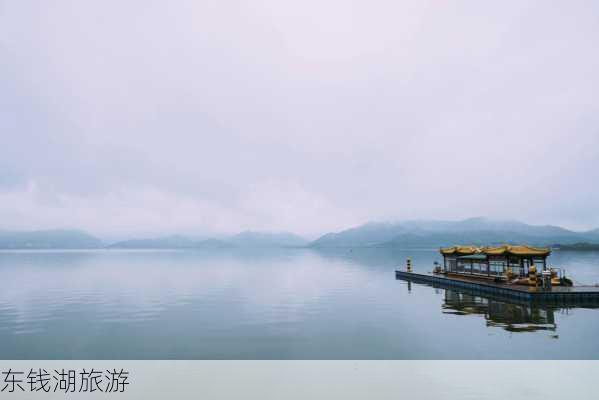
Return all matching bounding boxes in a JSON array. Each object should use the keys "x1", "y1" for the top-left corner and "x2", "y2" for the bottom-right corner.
[
  {"x1": 2, "y1": 1, "x2": 599, "y2": 239},
  {"x1": 2, "y1": 215, "x2": 599, "y2": 244}
]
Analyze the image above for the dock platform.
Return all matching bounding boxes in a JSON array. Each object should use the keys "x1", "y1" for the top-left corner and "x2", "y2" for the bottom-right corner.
[{"x1": 395, "y1": 270, "x2": 599, "y2": 305}]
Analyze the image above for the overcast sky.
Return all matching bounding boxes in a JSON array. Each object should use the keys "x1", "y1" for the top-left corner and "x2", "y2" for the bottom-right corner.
[{"x1": 1, "y1": 1, "x2": 598, "y2": 239}]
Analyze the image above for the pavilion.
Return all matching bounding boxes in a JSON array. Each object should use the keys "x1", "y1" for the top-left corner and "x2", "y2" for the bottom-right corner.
[{"x1": 439, "y1": 245, "x2": 551, "y2": 278}]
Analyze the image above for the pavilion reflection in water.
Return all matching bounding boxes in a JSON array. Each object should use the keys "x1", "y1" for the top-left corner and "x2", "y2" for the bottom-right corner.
[{"x1": 441, "y1": 289, "x2": 559, "y2": 333}]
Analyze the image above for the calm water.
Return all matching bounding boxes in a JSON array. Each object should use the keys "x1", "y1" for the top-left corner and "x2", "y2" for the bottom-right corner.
[{"x1": 1, "y1": 248, "x2": 598, "y2": 359}]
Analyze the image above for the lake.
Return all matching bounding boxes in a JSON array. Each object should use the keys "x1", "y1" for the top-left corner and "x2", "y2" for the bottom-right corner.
[{"x1": 1, "y1": 248, "x2": 598, "y2": 359}]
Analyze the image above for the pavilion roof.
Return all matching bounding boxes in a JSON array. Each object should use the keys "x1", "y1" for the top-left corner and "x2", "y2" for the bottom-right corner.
[{"x1": 440, "y1": 244, "x2": 551, "y2": 257}]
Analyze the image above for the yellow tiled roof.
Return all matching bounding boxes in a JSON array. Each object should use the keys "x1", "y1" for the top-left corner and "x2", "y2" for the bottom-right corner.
[
  {"x1": 439, "y1": 245, "x2": 480, "y2": 255},
  {"x1": 440, "y1": 244, "x2": 551, "y2": 257}
]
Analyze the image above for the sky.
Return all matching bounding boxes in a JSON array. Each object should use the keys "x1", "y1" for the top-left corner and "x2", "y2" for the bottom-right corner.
[{"x1": 1, "y1": 0, "x2": 599, "y2": 239}]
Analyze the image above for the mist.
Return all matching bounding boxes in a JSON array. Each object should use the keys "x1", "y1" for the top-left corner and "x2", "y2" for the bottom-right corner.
[{"x1": 1, "y1": 0, "x2": 598, "y2": 238}]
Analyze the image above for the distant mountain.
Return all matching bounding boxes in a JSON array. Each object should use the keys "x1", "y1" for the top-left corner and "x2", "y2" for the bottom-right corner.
[
  {"x1": 0, "y1": 229, "x2": 103, "y2": 249},
  {"x1": 553, "y1": 242, "x2": 599, "y2": 251},
  {"x1": 310, "y1": 217, "x2": 599, "y2": 248},
  {"x1": 108, "y1": 231, "x2": 307, "y2": 249},
  {"x1": 310, "y1": 222, "x2": 409, "y2": 248},
  {"x1": 108, "y1": 235, "x2": 231, "y2": 249},
  {"x1": 226, "y1": 231, "x2": 308, "y2": 248},
  {"x1": 3, "y1": 220, "x2": 596, "y2": 250},
  {"x1": 583, "y1": 228, "x2": 599, "y2": 242},
  {"x1": 195, "y1": 238, "x2": 234, "y2": 249},
  {"x1": 109, "y1": 235, "x2": 200, "y2": 249}
]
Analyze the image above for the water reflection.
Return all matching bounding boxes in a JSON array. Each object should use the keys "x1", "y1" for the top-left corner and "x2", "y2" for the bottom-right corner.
[
  {"x1": 442, "y1": 290, "x2": 558, "y2": 333},
  {"x1": 1, "y1": 248, "x2": 599, "y2": 359}
]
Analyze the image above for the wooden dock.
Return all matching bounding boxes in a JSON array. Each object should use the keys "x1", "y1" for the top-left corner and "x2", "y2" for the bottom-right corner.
[{"x1": 395, "y1": 270, "x2": 599, "y2": 305}]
